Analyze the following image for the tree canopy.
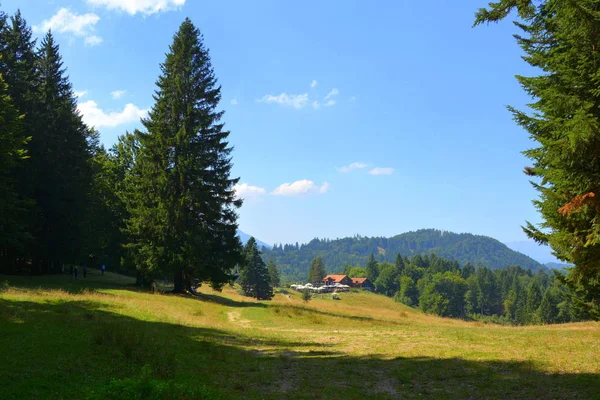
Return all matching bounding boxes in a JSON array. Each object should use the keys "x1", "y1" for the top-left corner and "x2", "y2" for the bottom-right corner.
[{"x1": 475, "y1": 0, "x2": 600, "y2": 319}]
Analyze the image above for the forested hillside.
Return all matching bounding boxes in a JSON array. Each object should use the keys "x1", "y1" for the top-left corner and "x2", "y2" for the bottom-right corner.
[{"x1": 263, "y1": 229, "x2": 543, "y2": 282}]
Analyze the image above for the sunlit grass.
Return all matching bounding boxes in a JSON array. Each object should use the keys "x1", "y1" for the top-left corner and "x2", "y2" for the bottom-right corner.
[{"x1": 1, "y1": 272, "x2": 598, "y2": 399}]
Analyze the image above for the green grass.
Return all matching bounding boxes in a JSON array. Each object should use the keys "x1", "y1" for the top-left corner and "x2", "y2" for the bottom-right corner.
[{"x1": 1, "y1": 271, "x2": 599, "y2": 399}]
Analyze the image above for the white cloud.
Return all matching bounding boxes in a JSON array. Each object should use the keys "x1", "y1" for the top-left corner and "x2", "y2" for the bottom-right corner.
[
  {"x1": 324, "y1": 88, "x2": 339, "y2": 101},
  {"x1": 338, "y1": 162, "x2": 367, "y2": 173},
  {"x1": 271, "y1": 179, "x2": 330, "y2": 196},
  {"x1": 87, "y1": 0, "x2": 186, "y2": 15},
  {"x1": 369, "y1": 167, "x2": 394, "y2": 176},
  {"x1": 77, "y1": 100, "x2": 148, "y2": 128},
  {"x1": 84, "y1": 35, "x2": 103, "y2": 46},
  {"x1": 111, "y1": 90, "x2": 127, "y2": 99},
  {"x1": 259, "y1": 85, "x2": 340, "y2": 110},
  {"x1": 310, "y1": 80, "x2": 318, "y2": 88},
  {"x1": 234, "y1": 183, "x2": 266, "y2": 201},
  {"x1": 258, "y1": 93, "x2": 309, "y2": 109},
  {"x1": 74, "y1": 90, "x2": 88, "y2": 98},
  {"x1": 231, "y1": 98, "x2": 238, "y2": 105},
  {"x1": 33, "y1": 8, "x2": 101, "y2": 46}
]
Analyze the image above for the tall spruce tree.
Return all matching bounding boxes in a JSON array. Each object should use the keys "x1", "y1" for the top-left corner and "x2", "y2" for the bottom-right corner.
[
  {"x1": 475, "y1": 1, "x2": 600, "y2": 319},
  {"x1": 34, "y1": 31, "x2": 92, "y2": 272},
  {"x1": 128, "y1": 19, "x2": 241, "y2": 292},
  {"x1": 0, "y1": 65, "x2": 29, "y2": 268},
  {"x1": 308, "y1": 255, "x2": 327, "y2": 284},
  {"x1": 365, "y1": 253, "x2": 379, "y2": 281},
  {"x1": 267, "y1": 260, "x2": 281, "y2": 288},
  {"x1": 0, "y1": 10, "x2": 39, "y2": 272},
  {"x1": 240, "y1": 238, "x2": 273, "y2": 300}
]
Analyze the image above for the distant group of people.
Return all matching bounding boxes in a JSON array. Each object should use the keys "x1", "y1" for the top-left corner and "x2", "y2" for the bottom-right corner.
[{"x1": 68, "y1": 263, "x2": 106, "y2": 278}]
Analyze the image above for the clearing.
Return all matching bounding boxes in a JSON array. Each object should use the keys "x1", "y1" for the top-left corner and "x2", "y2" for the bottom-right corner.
[{"x1": 0, "y1": 271, "x2": 598, "y2": 399}]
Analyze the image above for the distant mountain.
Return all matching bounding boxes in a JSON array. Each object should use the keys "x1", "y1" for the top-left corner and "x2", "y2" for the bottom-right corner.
[
  {"x1": 504, "y1": 240, "x2": 562, "y2": 264},
  {"x1": 545, "y1": 262, "x2": 573, "y2": 270},
  {"x1": 237, "y1": 230, "x2": 272, "y2": 250},
  {"x1": 263, "y1": 229, "x2": 544, "y2": 282}
]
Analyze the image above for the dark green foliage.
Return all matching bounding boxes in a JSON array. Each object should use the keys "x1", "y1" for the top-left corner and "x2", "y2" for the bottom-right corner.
[
  {"x1": 475, "y1": 1, "x2": 600, "y2": 319},
  {"x1": 307, "y1": 255, "x2": 327, "y2": 285},
  {"x1": 374, "y1": 263, "x2": 400, "y2": 296},
  {"x1": 267, "y1": 260, "x2": 280, "y2": 288},
  {"x1": 419, "y1": 272, "x2": 468, "y2": 318},
  {"x1": 33, "y1": 31, "x2": 92, "y2": 270},
  {"x1": 240, "y1": 238, "x2": 273, "y2": 300},
  {"x1": 125, "y1": 19, "x2": 241, "y2": 292},
  {"x1": 396, "y1": 276, "x2": 418, "y2": 306},
  {"x1": 264, "y1": 229, "x2": 543, "y2": 282},
  {"x1": 0, "y1": 12, "x2": 93, "y2": 274},
  {"x1": 301, "y1": 289, "x2": 312, "y2": 303},
  {"x1": 0, "y1": 65, "x2": 29, "y2": 254},
  {"x1": 365, "y1": 253, "x2": 379, "y2": 282}
]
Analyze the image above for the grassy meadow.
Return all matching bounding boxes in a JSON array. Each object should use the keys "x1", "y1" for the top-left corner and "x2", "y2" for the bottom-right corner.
[{"x1": 0, "y1": 271, "x2": 599, "y2": 399}]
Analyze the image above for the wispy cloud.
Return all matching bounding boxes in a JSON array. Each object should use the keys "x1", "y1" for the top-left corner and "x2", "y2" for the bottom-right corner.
[
  {"x1": 324, "y1": 88, "x2": 339, "y2": 101},
  {"x1": 271, "y1": 179, "x2": 330, "y2": 196},
  {"x1": 369, "y1": 167, "x2": 394, "y2": 176},
  {"x1": 338, "y1": 162, "x2": 367, "y2": 173},
  {"x1": 234, "y1": 183, "x2": 266, "y2": 201},
  {"x1": 84, "y1": 35, "x2": 103, "y2": 46},
  {"x1": 258, "y1": 93, "x2": 309, "y2": 109},
  {"x1": 111, "y1": 89, "x2": 126, "y2": 99},
  {"x1": 87, "y1": 0, "x2": 186, "y2": 15},
  {"x1": 231, "y1": 98, "x2": 238, "y2": 105},
  {"x1": 74, "y1": 90, "x2": 88, "y2": 98},
  {"x1": 77, "y1": 100, "x2": 147, "y2": 128},
  {"x1": 310, "y1": 80, "x2": 318, "y2": 88},
  {"x1": 33, "y1": 8, "x2": 101, "y2": 46},
  {"x1": 260, "y1": 83, "x2": 341, "y2": 110}
]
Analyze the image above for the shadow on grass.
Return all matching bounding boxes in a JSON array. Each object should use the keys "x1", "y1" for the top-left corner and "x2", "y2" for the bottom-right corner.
[
  {"x1": 0, "y1": 297, "x2": 598, "y2": 400},
  {"x1": 189, "y1": 291, "x2": 269, "y2": 309},
  {"x1": 268, "y1": 303, "x2": 403, "y2": 325}
]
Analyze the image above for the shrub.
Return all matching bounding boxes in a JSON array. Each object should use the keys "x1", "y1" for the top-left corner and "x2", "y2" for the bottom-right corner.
[{"x1": 301, "y1": 290, "x2": 312, "y2": 303}]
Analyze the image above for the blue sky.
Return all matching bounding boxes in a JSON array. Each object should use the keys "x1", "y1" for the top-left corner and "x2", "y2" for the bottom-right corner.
[{"x1": 3, "y1": 0, "x2": 547, "y2": 251}]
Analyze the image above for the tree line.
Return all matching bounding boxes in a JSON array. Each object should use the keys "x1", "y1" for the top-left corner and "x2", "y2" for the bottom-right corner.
[
  {"x1": 316, "y1": 252, "x2": 588, "y2": 325},
  {"x1": 0, "y1": 8, "x2": 245, "y2": 293},
  {"x1": 263, "y1": 229, "x2": 543, "y2": 283}
]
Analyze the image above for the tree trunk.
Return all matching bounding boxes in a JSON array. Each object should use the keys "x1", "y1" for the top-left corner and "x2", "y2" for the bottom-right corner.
[{"x1": 173, "y1": 268, "x2": 185, "y2": 293}]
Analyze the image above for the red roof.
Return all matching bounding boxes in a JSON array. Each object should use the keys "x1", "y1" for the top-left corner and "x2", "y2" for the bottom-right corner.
[
  {"x1": 323, "y1": 274, "x2": 348, "y2": 283},
  {"x1": 351, "y1": 277, "x2": 368, "y2": 284}
]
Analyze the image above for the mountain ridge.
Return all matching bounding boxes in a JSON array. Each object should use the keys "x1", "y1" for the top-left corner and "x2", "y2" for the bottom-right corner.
[{"x1": 262, "y1": 229, "x2": 544, "y2": 281}]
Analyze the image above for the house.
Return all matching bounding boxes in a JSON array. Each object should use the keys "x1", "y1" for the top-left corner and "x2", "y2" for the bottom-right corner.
[
  {"x1": 351, "y1": 277, "x2": 375, "y2": 291},
  {"x1": 322, "y1": 274, "x2": 353, "y2": 287}
]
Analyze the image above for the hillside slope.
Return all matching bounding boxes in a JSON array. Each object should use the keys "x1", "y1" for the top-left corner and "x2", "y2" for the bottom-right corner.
[
  {"x1": 0, "y1": 272, "x2": 598, "y2": 399},
  {"x1": 263, "y1": 229, "x2": 543, "y2": 281}
]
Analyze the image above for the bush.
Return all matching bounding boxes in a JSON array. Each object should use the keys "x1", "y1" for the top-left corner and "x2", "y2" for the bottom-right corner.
[{"x1": 301, "y1": 290, "x2": 312, "y2": 303}]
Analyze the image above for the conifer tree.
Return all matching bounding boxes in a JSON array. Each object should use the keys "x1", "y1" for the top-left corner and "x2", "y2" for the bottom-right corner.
[
  {"x1": 34, "y1": 31, "x2": 92, "y2": 272},
  {"x1": 0, "y1": 65, "x2": 29, "y2": 269},
  {"x1": 308, "y1": 255, "x2": 327, "y2": 284},
  {"x1": 365, "y1": 253, "x2": 379, "y2": 281},
  {"x1": 128, "y1": 19, "x2": 241, "y2": 292},
  {"x1": 240, "y1": 238, "x2": 273, "y2": 300},
  {"x1": 395, "y1": 253, "x2": 405, "y2": 275},
  {"x1": 266, "y1": 260, "x2": 280, "y2": 288},
  {"x1": 475, "y1": 0, "x2": 600, "y2": 319}
]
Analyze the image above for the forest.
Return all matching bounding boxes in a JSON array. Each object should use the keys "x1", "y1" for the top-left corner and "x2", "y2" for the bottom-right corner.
[
  {"x1": 263, "y1": 229, "x2": 544, "y2": 282},
  {"x1": 1, "y1": 0, "x2": 600, "y2": 325},
  {"x1": 305, "y1": 252, "x2": 588, "y2": 325},
  {"x1": 0, "y1": 8, "x2": 272, "y2": 294}
]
